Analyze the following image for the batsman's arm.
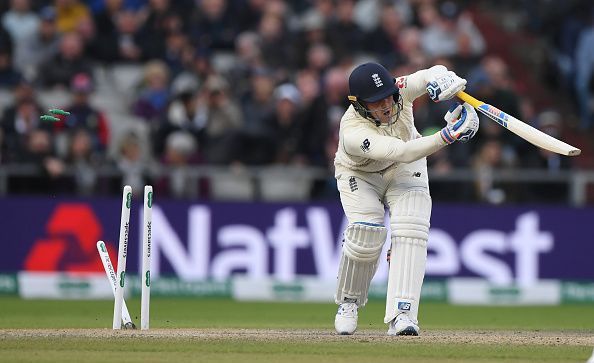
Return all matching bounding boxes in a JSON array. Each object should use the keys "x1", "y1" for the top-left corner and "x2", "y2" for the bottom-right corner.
[
  {"x1": 342, "y1": 129, "x2": 447, "y2": 164},
  {"x1": 396, "y1": 65, "x2": 449, "y2": 102}
]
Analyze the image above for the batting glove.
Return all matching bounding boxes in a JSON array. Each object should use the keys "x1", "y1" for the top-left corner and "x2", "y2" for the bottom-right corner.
[
  {"x1": 440, "y1": 102, "x2": 479, "y2": 144},
  {"x1": 426, "y1": 71, "x2": 467, "y2": 102}
]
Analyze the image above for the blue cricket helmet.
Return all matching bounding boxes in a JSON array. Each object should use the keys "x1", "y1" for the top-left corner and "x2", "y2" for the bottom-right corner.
[
  {"x1": 349, "y1": 62, "x2": 398, "y2": 102},
  {"x1": 347, "y1": 62, "x2": 401, "y2": 125}
]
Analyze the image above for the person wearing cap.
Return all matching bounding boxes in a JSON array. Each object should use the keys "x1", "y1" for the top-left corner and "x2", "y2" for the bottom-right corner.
[
  {"x1": 333, "y1": 62, "x2": 479, "y2": 336},
  {"x1": 266, "y1": 83, "x2": 305, "y2": 164}
]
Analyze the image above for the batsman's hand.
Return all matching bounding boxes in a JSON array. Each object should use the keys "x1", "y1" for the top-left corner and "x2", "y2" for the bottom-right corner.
[
  {"x1": 439, "y1": 102, "x2": 479, "y2": 144},
  {"x1": 426, "y1": 71, "x2": 467, "y2": 102}
]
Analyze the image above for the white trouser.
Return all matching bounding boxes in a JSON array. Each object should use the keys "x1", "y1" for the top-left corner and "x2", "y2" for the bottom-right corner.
[
  {"x1": 336, "y1": 159, "x2": 429, "y2": 224},
  {"x1": 335, "y1": 158, "x2": 430, "y2": 314}
]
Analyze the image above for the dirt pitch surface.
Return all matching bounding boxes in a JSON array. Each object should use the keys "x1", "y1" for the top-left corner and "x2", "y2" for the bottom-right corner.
[{"x1": 2, "y1": 329, "x2": 593, "y2": 346}]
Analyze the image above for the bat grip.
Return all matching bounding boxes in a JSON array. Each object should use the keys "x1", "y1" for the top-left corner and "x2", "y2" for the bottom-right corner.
[{"x1": 456, "y1": 91, "x2": 483, "y2": 108}]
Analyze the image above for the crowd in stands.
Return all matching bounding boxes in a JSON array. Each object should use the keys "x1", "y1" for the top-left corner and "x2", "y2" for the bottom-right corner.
[
  {"x1": 0, "y1": 0, "x2": 588, "y2": 203},
  {"x1": 515, "y1": 0, "x2": 594, "y2": 131}
]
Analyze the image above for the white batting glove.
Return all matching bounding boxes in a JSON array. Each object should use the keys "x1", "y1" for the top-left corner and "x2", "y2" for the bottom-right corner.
[
  {"x1": 426, "y1": 71, "x2": 467, "y2": 102},
  {"x1": 440, "y1": 102, "x2": 479, "y2": 144}
]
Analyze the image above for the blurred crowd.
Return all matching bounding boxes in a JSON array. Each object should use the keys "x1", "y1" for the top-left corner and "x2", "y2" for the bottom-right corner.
[
  {"x1": 513, "y1": 0, "x2": 594, "y2": 132},
  {"x1": 0, "y1": 0, "x2": 588, "y2": 203}
]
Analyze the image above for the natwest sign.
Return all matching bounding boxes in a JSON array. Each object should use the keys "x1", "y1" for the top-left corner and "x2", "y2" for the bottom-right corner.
[
  {"x1": 0, "y1": 198, "x2": 591, "y2": 284},
  {"x1": 427, "y1": 212, "x2": 553, "y2": 286},
  {"x1": 148, "y1": 204, "x2": 585, "y2": 285}
]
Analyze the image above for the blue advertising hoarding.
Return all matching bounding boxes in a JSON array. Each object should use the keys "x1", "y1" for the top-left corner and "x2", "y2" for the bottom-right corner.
[{"x1": 0, "y1": 197, "x2": 592, "y2": 285}]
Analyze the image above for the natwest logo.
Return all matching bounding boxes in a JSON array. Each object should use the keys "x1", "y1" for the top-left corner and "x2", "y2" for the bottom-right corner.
[
  {"x1": 149, "y1": 206, "x2": 555, "y2": 286},
  {"x1": 24, "y1": 204, "x2": 116, "y2": 272}
]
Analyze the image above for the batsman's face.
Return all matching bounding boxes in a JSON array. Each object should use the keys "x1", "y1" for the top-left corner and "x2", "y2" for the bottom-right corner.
[{"x1": 367, "y1": 96, "x2": 396, "y2": 125}]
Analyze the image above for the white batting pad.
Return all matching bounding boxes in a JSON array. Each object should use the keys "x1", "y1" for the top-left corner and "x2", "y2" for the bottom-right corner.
[
  {"x1": 335, "y1": 223, "x2": 387, "y2": 306},
  {"x1": 384, "y1": 190, "x2": 431, "y2": 324}
]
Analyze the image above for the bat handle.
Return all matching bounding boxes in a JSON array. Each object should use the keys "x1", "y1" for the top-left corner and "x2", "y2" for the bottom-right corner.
[{"x1": 456, "y1": 91, "x2": 483, "y2": 109}]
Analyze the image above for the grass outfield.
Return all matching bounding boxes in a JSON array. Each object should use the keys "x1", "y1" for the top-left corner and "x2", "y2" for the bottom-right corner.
[{"x1": 0, "y1": 297, "x2": 593, "y2": 362}]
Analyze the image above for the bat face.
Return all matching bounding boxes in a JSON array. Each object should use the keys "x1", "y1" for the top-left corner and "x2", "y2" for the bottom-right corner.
[{"x1": 456, "y1": 91, "x2": 581, "y2": 157}]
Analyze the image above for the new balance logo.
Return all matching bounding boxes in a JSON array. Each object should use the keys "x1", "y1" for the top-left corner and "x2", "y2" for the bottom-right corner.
[
  {"x1": 372, "y1": 73, "x2": 383, "y2": 88},
  {"x1": 397, "y1": 302, "x2": 411, "y2": 311},
  {"x1": 360, "y1": 138, "x2": 370, "y2": 153},
  {"x1": 412, "y1": 172, "x2": 421, "y2": 177}
]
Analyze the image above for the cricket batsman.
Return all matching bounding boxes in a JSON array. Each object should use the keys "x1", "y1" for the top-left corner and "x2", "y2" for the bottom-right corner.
[{"x1": 333, "y1": 62, "x2": 479, "y2": 335}]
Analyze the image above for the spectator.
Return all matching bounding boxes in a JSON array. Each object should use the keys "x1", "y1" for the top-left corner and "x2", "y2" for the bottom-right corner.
[
  {"x1": 196, "y1": 74, "x2": 243, "y2": 164},
  {"x1": 137, "y1": 0, "x2": 182, "y2": 60},
  {"x1": 326, "y1": 0, "x2": 365, "y2": 63},
  {"x1": 133, "y1": 60, "x2": 171, "y2": 122},
  {"x1": 170, "y1": 47, "x2": 213, "y2": 99},
  {"x1": 321, "y1": 66, "x2": 349, "y2": 135},
  {"x1": 55, "y1": 0, "x2": 91, "y2": 33},
  {"x1": 1, "y1": 0, "x2": 39, "y2": 74},
  {"x1": 521, "y1": 111, "x2": 571, "y2": 202},
  {"x1": 234, "y1": 67, "x2": 277, "y2": 165},
  {"x1": 240, "y1": 67, "x2": 275, "y2": 137},
  {"x1": 153, "y1": 90, "x2": 201, "y2": 156},
  {"x1": 163, "y1": 30, "x2": 191, "y2": 75},
  {"x1": 191, "y1": 0, "x2": 236, "y2": 51},
  {"x1": 0, "y1": 0, "x2": 587, "y2": 202},
  {"x1": 419, "y1": 1, "x2": 485, "y2": 60},
  {"x1": 398, "y1": 27, "x2": 425, "y2": 66},
  {"x1": 0, "y1": 47, "x2": 21, "y2": 88},
  {"x1": 294, "y1": 11, "x2": 327, "y2": 70},
  {"x1": 300, "y1": 0, "x2": 335, "y2": 26},
  {"x1": 92, "y1": 9, "x2": 142, "y2": 63},
  {"x1": 236, "y1": 0, "x2": 266, "y2": 31},
  {"x1": 472, "y1": 138, "x2": 519, "y2": 204},
  {"x1": 365, "y1": 5, "x2": 405, "y2": 65},
  {"x1": 258, "y1": 12, "x2": 292, "y2": 70},
  {"x1": 0, "y1": 94, "x2": 47, "y2": 162},
  {"x1": 353, "y1": 0, "x2": 413, "y2": 32},
  {"x1": 235, "y1": 31, "x2": 263, "y2": 71},
  {"x1": 10, "y1": 128, "x2": 66, "y2": 194},
  {"x1": 229, "y1": 31, "x2": 264, "y2": 98},
  {"x1": 305, "y1": 43, "x2": 333, "y2": 77},
  {"x1": 297, "y1": 68, "x2": 336, "y2": 166},
  {"x1": 159, "y1": 130, "x2": 199, "y2": 198},
  {"x1": 37, "y1": 32, "x2": 92, "y2": 88},
  {"x1": 18, "y1": 6, "x2": 61, "y2": 79},
  {"x1": 466, "y1": 56, "x2": 525, "y2": 162},
  {"x1": 75, "y1": 12, "x2": 97, "y2": 58},
  {"x1": 93, "y1": 0, "x2": 124, "y2": 35},
  {"x1": 53, "y1": 73, "x2": 110, "y2": 153},
  {"x1": 265, "y1": 83, "x2": 306, "y2": 165},
  {"x1": 65, "y1": 129, "x2": 99, "y2": 195},
  {"x1": 115, "y1": 130, "x2": 151, "y2": 195}
]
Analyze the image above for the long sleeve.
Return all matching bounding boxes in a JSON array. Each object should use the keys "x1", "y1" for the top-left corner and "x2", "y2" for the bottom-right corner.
[
  {"x1": 398, "y1": 65, "x2": 447, "y2": 102},
  {"x1": 342, "y1": 127, "x2": 446, "y2": 164}
]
